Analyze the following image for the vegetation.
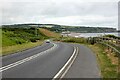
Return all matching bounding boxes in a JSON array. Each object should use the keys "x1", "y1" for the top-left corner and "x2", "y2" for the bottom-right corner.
[
  {"x1": 39, "y1": 28, "x2": 61, "y2": 38},
  {"x1": 0, "y1": 28, "x2": 2, "y2": 54},
  {"x1": 1, "y1": 27, "x2": 60, "y2": 56},
  {"x1": 54, "y1": 37, "x2": 87, "y2": 44},
  {"x1": 2, "y1": 27, "x2": 48, "y2": 47},
  {"x1": 88, "y1": 43, "x2": 118, "y2": 79},
  {"x1": 2, "y1": 24, "x2": 117, "y2": 33},
  {"x1": 2, "y1": 41, "x2": 43, "y2": 56},
  {"x1": 103, "y1": 41, "x2": 120, "y2": 52},
  {"x1": 45, "y1": 26, "x2": 116, "y2": 33},
  {"x1": 104, "y1": 34, "x2": 120, "y2": 39},
  {"x1": 62, "y1": 37, "x2": 86, "y2": 43}
]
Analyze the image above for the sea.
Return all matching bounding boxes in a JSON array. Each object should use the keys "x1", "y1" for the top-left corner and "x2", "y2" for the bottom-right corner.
[{"x1": 63, "y1": 32, "x2": 120, "y2": 38}]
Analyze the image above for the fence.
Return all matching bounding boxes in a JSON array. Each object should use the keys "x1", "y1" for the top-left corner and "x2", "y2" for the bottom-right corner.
[{"x1": 96, "y1": 37, "x2": 120, "y2": 56}]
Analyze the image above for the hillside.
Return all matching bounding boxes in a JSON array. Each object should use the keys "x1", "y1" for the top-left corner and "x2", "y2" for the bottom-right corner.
[
  {"x1": 2, "y1": 24, "x2": 117, "y2": 33},
  {"x1": 46, "y1": 26, "x2": 117, "y2": 33},
  {"x1": 1, "y1": 27, "x2": 60, "y2": 55},
  {"x1": 2, "y1": 27, "x2": 49, "y2": 47},
  {"x1": 39, "y1": 28, "x2": 61, "y2": 38}
]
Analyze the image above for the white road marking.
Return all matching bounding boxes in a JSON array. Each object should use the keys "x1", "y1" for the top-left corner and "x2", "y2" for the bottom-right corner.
[
  {"x1": 60, "y1": 47, "x2": 79, "y2": 78},
  {"x1": 53, "y1": 46, "x2": 78, "y2": 79},
  {"x1": 0, "y1": 43, "x2": 57, "y2": 72}
]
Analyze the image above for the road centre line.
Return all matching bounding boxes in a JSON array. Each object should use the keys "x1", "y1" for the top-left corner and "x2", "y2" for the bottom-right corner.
[{"x1": 53, "y1": 46, "x2": 79, "y2": 79}]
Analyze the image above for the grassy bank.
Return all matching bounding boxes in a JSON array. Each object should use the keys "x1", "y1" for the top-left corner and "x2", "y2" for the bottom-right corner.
[
  {"x1": 39, "y1": 28, "x2": 61, "y2": 38},
  {"x1": 2, "y1": 27, "x2": 48, "y2": 47},
  {"x1": 2, "y1": 41, "x2": 43, "y2": 56},
  {"x1": 1, "y1": 27, "x2": 47, "y2": 56},
  {"x1": 1, "y1": 27, "x2": 60, "y2": 56},
  {"x1": 87, "y1": 44, "x2": 118, "y2": 78}
]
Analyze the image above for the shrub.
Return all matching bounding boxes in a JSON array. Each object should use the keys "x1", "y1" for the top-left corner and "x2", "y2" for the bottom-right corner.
[
  {"x1": 62, "y1": 37, "x2": 86, "y2": 44},
  {"x1": 29, "y1": 37, "x2": 40, "y2": 42}
]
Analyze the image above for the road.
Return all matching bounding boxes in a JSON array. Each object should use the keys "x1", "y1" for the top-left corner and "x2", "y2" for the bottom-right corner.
[
  {"x1": 64, "y1": 43, "x2": 100, "y2": 78},
  {"x1": 1, "y1": 42, "x2": 100, "y2": 79}
]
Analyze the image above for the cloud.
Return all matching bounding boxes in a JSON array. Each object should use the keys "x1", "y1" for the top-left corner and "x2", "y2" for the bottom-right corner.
[
  {"x1": 40, "y1": 15, "x2": 117, "y2": 27},
  {"x1": 0, "y1": 0, "x2": 118, "y2": 28}
]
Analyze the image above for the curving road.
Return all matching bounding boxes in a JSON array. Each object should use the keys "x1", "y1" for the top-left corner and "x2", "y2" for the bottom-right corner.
[{"x1": 1, "y1": 42, "x2": 100, "y2": 78}]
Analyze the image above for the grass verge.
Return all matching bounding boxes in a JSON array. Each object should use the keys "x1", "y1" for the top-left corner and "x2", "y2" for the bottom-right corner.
[
  {"x1": 88, "y1": 43, "x2": 118, "y2": 78},
  {"x1": 1, "y1": 41, "x2": 43, "y2": 56}
]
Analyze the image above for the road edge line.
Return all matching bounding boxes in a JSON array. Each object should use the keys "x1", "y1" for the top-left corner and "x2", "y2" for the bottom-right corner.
[{"x1": 52, "y1": 46, "x2": 79, "y2": 79}]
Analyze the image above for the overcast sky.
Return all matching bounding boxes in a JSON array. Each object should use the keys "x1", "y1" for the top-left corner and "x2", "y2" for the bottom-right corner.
[{"x1": 0, "y1": 0, "x2": 119, "y2": 29}]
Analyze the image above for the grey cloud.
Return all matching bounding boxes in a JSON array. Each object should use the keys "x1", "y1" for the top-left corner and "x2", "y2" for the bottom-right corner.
[
  {"x1": 1, "y1": 1, "x2": 118, "y2": 28},
  {"x1": 2, "y1": 2, "x2": 117, "y2": 17}
]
